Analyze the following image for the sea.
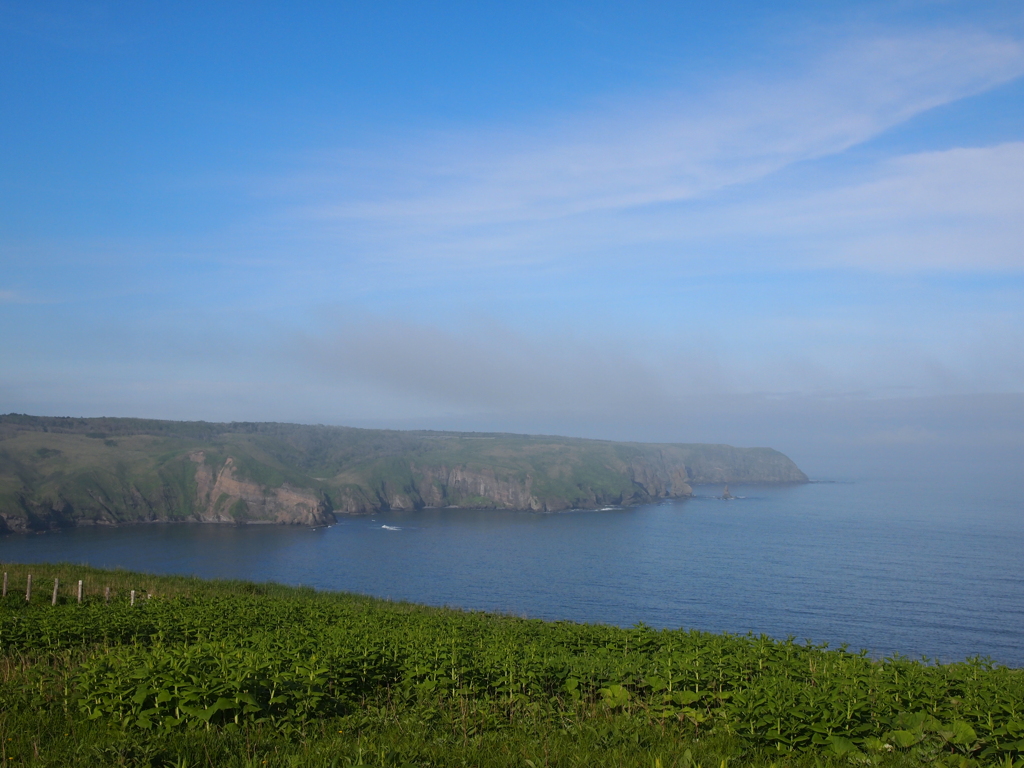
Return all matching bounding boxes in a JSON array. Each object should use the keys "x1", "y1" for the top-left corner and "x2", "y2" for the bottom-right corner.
[{"x1": 2, "y1": 479, "x2": 1022, "y2": 667}]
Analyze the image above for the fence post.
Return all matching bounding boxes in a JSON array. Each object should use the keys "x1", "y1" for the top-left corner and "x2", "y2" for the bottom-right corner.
[
  {"x1": 130, "y1": 589, "x2": 135, "y2": 606},
  {"x1": 105, "y1": 586, "x2": 110, "y2": 604},
  {"x1": 52, "y1": 578, "x2": 59, "y2": 606},
  {"x1": 77, "y1": 580, "x2": 83, "y2": 604},
  {"x1": 26, "y1": 574, "x2": 32, "y2": 602},
  {"x1": 2, "y1": 572, "x2": 6, "y2": 597}
]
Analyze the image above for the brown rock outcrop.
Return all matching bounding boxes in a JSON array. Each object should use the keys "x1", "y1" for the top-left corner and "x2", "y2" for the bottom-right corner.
[{"x1": 189, "y1": 452, "x2": 334, "y2": 526}]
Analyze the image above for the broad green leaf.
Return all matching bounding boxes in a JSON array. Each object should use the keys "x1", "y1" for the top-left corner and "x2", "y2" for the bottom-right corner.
[{"x1": 889, "y1": 729, "x2": 922, "y2": 748}]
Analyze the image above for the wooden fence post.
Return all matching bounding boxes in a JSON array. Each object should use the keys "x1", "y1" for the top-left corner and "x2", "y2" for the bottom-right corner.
[
  {"x1": 2, "y1": 572, "x2": 6, "y2": 597},
  {"x1": 26, "y1": 574, "x2": 32, "y2": 602},
  {"x1": 77, "y1": 580, "x2": 83, "y2": 604},
  {"x1": 105, "y1": 586, "x2": 110, "y2": 604},
  {"x1": 130, "y1": 589, "x2": 135, "y2": 606},
  {"x1": 52, "y1": 578, "x2": 59, "y2": 606}
]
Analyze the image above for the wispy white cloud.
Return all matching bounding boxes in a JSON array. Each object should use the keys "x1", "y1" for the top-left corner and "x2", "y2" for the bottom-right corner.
[
  {"x1": 809, "y1": 142, "x2": 1024, "y2": 270},
  {"x1": 267, "y1": 28, "x2": 1024, "y2": 274},
  {"x1": 630, "y1": 141, "x2": 1024, "y2": 271}
]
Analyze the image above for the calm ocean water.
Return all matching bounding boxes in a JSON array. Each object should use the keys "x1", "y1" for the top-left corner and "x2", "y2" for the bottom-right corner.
[{"x1": 2, "y1": 479, "x2": 1022, "y2": 666}]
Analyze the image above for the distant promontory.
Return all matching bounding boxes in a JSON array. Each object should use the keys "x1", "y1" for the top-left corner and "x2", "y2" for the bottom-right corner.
[{"x1": 0, "y1": 415, "x2": 808, "y2": 532}]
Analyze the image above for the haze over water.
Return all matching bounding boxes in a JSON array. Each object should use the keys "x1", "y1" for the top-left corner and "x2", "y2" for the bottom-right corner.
[{"x1": 3, "y1": 479, "x2": 1021, "y2": 668}]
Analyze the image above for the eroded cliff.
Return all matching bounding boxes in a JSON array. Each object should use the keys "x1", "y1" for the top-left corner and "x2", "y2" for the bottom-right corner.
[
  {"x1": 328, "y1": 451, "x2": 698, "y2": 513},
  {"x1": 189, "y1": 452, "x2": 333, "y2": 526}
]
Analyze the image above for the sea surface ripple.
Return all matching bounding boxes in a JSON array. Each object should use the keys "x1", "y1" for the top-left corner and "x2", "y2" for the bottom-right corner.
[{"x1": 2, "y1": 479, "x2": 1021, "y2": 667}]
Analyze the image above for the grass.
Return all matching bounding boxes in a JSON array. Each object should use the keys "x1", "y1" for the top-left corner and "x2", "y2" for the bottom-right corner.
[{"x1": 2, "y1": 563, "x2": 1022, "y2": 767}]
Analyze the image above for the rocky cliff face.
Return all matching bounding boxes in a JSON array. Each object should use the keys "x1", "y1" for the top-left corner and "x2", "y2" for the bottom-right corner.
[
  {"x1": 326, "y1": 457, "x2": 695, "y2": 514},
  {"x1": 189, "y1": 452, "x2": 334, "y2": 526},
  {"x1": 627, "y1": 455, "x2": 692, "y2": 499},
  {"x1": 0, "y1": 509, "x2": 41, "y2": 533},
  {"x1": 415, "y1": 464, "x2": 543, "y2": 509},
  {"x1": 323, "y1": 465, "x2": 545, "y2": 514}
]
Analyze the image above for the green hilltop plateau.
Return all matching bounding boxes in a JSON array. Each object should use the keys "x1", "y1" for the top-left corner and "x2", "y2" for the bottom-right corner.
[{"x1": 0, "y1": 414, "x2": 807, "y2": 532}]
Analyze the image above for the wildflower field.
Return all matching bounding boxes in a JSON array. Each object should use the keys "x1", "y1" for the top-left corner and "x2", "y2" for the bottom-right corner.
[{"x1": 0, "y1": 563, "x2": 1021, "y2": 767}]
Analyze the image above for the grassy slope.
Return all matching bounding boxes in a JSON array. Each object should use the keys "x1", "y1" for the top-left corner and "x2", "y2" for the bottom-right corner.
[
  {"x1": 0, "y1": 563, "x2": 1020, "y2": 768},
  {"x1": 0, "y1": 415, "x2": 808, "y2": 529},
  {"x1": 0, "y1": 431, "x2": 202, "y2": 524}
]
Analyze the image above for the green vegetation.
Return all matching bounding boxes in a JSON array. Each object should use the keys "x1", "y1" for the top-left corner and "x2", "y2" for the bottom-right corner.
[
  {"x1": 1, "y1": 564, "x2": 1021, "y2": 767},
  {"x1": 0, "y1": 415, "x2": 808, "y2": 531}
]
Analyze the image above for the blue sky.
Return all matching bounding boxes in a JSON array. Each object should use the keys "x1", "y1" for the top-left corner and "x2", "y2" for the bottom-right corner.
[{"x1": 3, "y1": 1, "x2": 1024, "y2": 477}]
